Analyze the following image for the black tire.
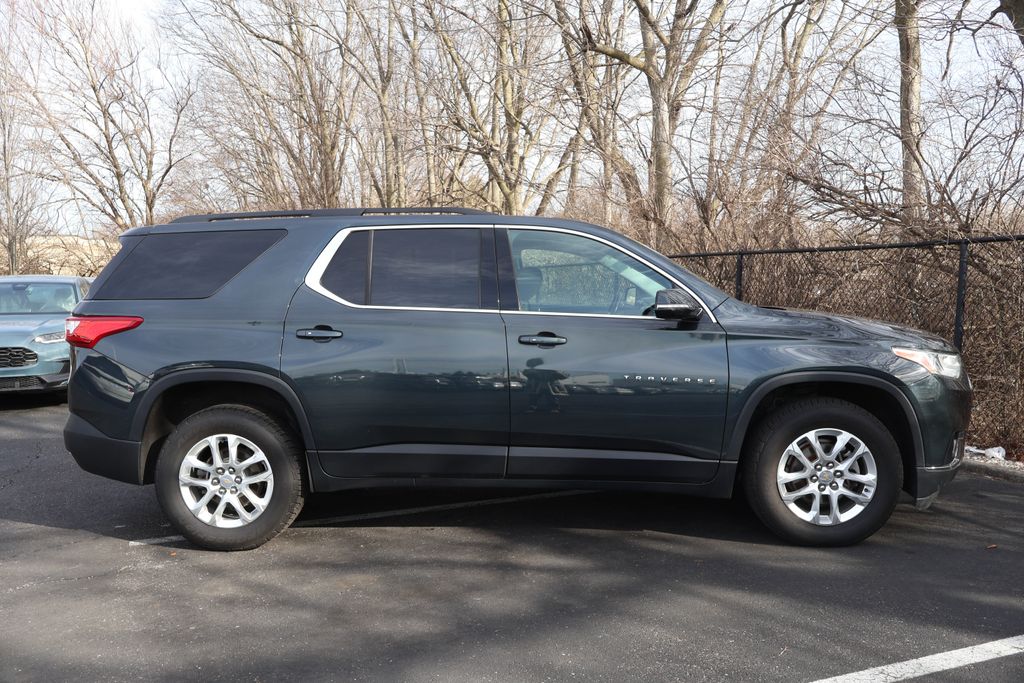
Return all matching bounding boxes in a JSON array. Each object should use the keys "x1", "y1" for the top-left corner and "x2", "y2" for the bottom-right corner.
[
  {"x1": 741, "y1": 397, "x2": 902, "y2": 546},
  {"x1": 154, "y1": 405, "x2": 305, "y2": 551}
]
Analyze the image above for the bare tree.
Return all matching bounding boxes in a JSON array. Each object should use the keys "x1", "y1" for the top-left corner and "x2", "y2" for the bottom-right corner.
[
  {"x1": 310, "y1": 0, "x2": 409, "y2": 207},
  {"x1": 553, "y1": 0, "x2": 645, "y2": 228},
  {"x1": 0, "y1": 2, "x2": 48, "y2": 273},
  {"x1": 557, "y1": 0, "x2": 728, "y2": 250},
  {"x1": 392, "y1": 1, "x2": 477, "y2": 207},
  {"x1": 167, "y1": 0, "x2": 357, "y2": 210},
  {"x1": 424, "y1": 0, "x2": 563, "y2": 214},
  {"x1": 0, "y1": 0, "x2": 1018, "y2": 265},
  {"x1": 10, "y1": 0, "x2": 194, "y2": 229},
  {"x1": 0, "y1": 98, "x2": 47, "y2": 275},
  {"x1": 993, "y1": 0, "x2": 1024, "y2": 46},
  {"x1": 896, "y1": 0, "x2": 926, "y2": 230}
]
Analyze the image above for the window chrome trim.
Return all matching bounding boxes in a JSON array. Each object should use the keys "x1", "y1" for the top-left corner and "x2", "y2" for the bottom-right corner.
[{"x1": 304, "y1": 222, "x2": 717, "y2": 323}]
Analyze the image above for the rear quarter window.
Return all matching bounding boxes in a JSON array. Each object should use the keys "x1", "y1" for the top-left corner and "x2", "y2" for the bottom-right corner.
[
  {"x1": 92, "y1": 230, "x2": 286, "y2": 300},
  {"x1": 317, "y1": 227, "x2": 487, "y2": 309}
]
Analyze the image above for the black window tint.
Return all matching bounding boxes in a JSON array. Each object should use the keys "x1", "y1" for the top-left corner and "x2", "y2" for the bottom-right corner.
[
  {"x1": 93, "y1": 230, "x2": 285, "y2": 300},
  {"x1": 370, "y1": 229, "x2": 481, "y2": 309},
  {"x1": 321, "y1": 230, "x2": 369, "y2": 304},
  {"x1": 84, "y1": 235, "x2": 143, "y2": 300}
]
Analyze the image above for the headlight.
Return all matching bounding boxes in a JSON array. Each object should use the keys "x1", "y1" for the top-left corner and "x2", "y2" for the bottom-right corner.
[
  {"x1": 33, "y1": 331, "x2": 67, "y2": 345},
  {"x1": 892, "y1": 347, "x2": 962, "y2": 378}
]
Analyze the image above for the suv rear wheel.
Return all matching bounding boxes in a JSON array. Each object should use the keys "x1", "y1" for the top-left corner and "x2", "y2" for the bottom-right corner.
[
  {"x1": 741, "y1": 397, "x2": 903, "y2": 546},
  {"x1": 154, "y1": 405, "x2": 305, "y2": 550}
]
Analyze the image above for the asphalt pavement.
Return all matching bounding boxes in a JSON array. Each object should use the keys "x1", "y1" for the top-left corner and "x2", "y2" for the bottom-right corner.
[{"x1": 1, "y1": 394, "x2": 1022, "y2": 682}]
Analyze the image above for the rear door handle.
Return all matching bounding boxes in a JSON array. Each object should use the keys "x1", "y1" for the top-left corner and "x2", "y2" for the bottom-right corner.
[
  {"x1": 296, "y1": 327, "x2": 343, "y2": 342},
  {"x1": 518, "y1": 333, "x2": 567, "y2": 346}
]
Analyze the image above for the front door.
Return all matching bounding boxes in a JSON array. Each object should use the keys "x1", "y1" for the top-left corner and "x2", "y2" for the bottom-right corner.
[
  {"x1": 499, "y1": 227, "x2": 728, "y2": 483},
  {"x1": 282, "y1": 225, "x2": 510, "y2": 479}
]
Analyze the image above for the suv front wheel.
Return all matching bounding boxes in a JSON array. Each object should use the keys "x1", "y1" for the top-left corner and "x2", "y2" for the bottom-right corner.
[
  {"x1": 154, "y1": 405, "x2": 306, "y2": 550},
  {"x1": 742, "y1": 397, "x2": 903, "y2": 546}
]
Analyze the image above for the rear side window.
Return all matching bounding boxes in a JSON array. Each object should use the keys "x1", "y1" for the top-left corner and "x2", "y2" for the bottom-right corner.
[
  {"x1": 371, "y1": 229, "x2": 480, "y2": 308},
  {"x1": 319, "y1": 228, "x2": 484, "y2": 309},
  {"x1": 93, "y1": 230, "x2": 286, "y2": 300}
]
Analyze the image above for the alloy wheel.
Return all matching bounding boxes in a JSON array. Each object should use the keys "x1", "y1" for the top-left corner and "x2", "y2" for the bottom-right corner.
[
  {"x1": 775, "y1": 428, "x2": 878, "y2": 526},
  {"x1": 177, "y1": 434, "x2": 274, "y2": 528}
]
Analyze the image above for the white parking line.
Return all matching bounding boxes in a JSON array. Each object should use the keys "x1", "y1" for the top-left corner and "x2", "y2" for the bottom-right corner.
[
  {"x1": 128, "y1": 534, "x2": 187, "y2": 547},
  {"x1": 128, "y1": 490, "x2": 590, "y2": 546},
  {"x1": 811, "y1": 634, "x2": 1024, "y2": 683}
]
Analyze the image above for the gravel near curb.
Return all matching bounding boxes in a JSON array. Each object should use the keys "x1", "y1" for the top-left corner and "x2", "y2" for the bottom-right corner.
[{"x1": 961, "y1": 456, "x2": 1024, "y2": 483}]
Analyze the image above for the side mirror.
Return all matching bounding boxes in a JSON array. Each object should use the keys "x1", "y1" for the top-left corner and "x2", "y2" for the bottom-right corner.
[{"x1": 654, "y1": 289, "x2": 703, "y2": 322}]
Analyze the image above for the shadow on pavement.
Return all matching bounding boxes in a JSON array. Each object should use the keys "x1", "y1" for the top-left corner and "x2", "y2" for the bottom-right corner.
[
  {"x1": 0, "y1": 457, "x2": 1022, "y2": 681},
  {"x1": 0, "y1": 391, "x2": 66, "y2": 411}
]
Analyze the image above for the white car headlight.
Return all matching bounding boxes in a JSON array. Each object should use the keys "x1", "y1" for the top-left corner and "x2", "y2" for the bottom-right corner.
[
  {"x1": 33, "y1": 331, "x2": 67, "y2": 345},
  {"x1": 892, "y1": 347, "x2": 962, "y2": 378}
]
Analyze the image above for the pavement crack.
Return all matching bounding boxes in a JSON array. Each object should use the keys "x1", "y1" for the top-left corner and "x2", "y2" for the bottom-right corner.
[{"x1": 4, "y1": 565, "x2": 128, "y2": 594}]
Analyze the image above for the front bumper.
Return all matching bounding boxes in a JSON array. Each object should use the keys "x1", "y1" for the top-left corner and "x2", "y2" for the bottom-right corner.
[
  {"x1": 903, "y1": 371, "x2": 971, "y2": 505},
  {"x1": 913, "y1": 461, "x2": 961, "y2": 509},
  {"x1": 64, "y1": 413, "x2": 144, "y2": 484},
  {"x1": 0, "y1": 366, "x2": 70, "y2": 392},
  {"x1": 912, "y1": 431, "x2": 964, "y2": 508},
  {"x1": 0, "y1": 346, "x2": 70, "y2": 392}
]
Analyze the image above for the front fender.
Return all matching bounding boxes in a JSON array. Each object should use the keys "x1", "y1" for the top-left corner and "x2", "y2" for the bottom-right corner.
[{"x1": 723, "y1": 370, "x2": 924, "y2": 467}]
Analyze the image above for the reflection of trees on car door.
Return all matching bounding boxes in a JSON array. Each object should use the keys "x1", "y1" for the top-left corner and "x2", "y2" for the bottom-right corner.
[{"x1": 499, "y1": 227, "x2": 728, "y2": 484}]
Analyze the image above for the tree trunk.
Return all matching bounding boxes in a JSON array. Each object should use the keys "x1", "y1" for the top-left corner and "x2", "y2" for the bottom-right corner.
[
  {"x1": 994, "y1": 1, "x2": 1024, "y2": 47},
  {"x1": 896, "y1": 0, "x2": 926, "y2": 231},
  {"x1": 648, "y1": 79, "x2": 672, "y2": 251}
]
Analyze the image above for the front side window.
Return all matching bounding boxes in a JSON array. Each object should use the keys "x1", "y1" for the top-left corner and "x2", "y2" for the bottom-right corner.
[
  {"x1": 320, "y1": 228, "x2": 484, "y2": 309},
  {"x1": 508, "y1": 229, "x2": 672, "y2": 315}
]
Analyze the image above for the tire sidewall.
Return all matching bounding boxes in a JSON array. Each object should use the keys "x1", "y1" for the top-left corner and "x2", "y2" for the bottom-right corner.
[
  {"x1": 154, "y1": 408, "x2": 301, "y2": 550},
  {"x1": 750, "y1": 402, "x2": 902, "y2": 546}
]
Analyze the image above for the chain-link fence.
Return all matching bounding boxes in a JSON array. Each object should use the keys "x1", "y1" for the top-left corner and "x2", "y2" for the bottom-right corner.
[{"x1": 673, "y1": 236, "x2": 1024, "y2": 457}]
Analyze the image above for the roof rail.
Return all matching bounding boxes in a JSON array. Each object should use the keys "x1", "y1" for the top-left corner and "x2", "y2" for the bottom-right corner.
[{"x1": 169, "y1": 207, "x2": 495, "y2": 223}]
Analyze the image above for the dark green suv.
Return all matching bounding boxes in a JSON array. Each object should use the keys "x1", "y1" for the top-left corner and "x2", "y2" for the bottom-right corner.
[{"x1": 63, "y1": 208, "x2": 971, "y2": 550}]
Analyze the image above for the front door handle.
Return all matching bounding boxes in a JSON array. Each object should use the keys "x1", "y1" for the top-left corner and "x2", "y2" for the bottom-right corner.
[
  {"x1": 518, "y1": 333, "x2": 567, "y2": 346},
  {"x1": 296, "y1": 327, "x2": 343, "y2": 342}
]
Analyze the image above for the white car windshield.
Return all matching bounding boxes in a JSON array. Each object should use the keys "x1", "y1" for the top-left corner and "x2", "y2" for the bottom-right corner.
[{"x1": 0, "y1": 283, "x2": 77, "y2": 315}]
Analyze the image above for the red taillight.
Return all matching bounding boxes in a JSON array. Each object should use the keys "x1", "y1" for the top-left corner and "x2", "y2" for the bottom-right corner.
[{"x1": 65, "y1": 316, "x2": 144, "y2": 349}]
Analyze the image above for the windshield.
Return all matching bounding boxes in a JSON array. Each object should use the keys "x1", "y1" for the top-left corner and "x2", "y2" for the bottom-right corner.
[{"x1": 0, "y1": 283, "x2": 77, "y2": 315}]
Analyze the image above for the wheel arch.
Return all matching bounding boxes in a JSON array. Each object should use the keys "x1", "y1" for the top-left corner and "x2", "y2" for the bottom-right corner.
[
  {"x1": 727, "y1": 372, "x2": 924, "y2": 487},
  {"x1": 130, "y1": 369, "x2": 315, "y2": 484}
]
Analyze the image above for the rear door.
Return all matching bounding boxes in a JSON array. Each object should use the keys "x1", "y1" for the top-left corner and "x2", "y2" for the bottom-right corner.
[
  {"x1": 282, "y1": 225, "x2": 510, "y2": 479},
  {"x1": 499, "y1": 226, "x2": 728, "y2": 483}
]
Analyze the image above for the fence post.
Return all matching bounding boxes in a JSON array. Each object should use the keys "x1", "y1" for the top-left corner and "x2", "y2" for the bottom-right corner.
[
  {"x1": 953, "y1": 241, "x2": 969, "y2": 351},
  {"x1": 735, "y1": 253, "x2": 745, "y2": 301}
]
